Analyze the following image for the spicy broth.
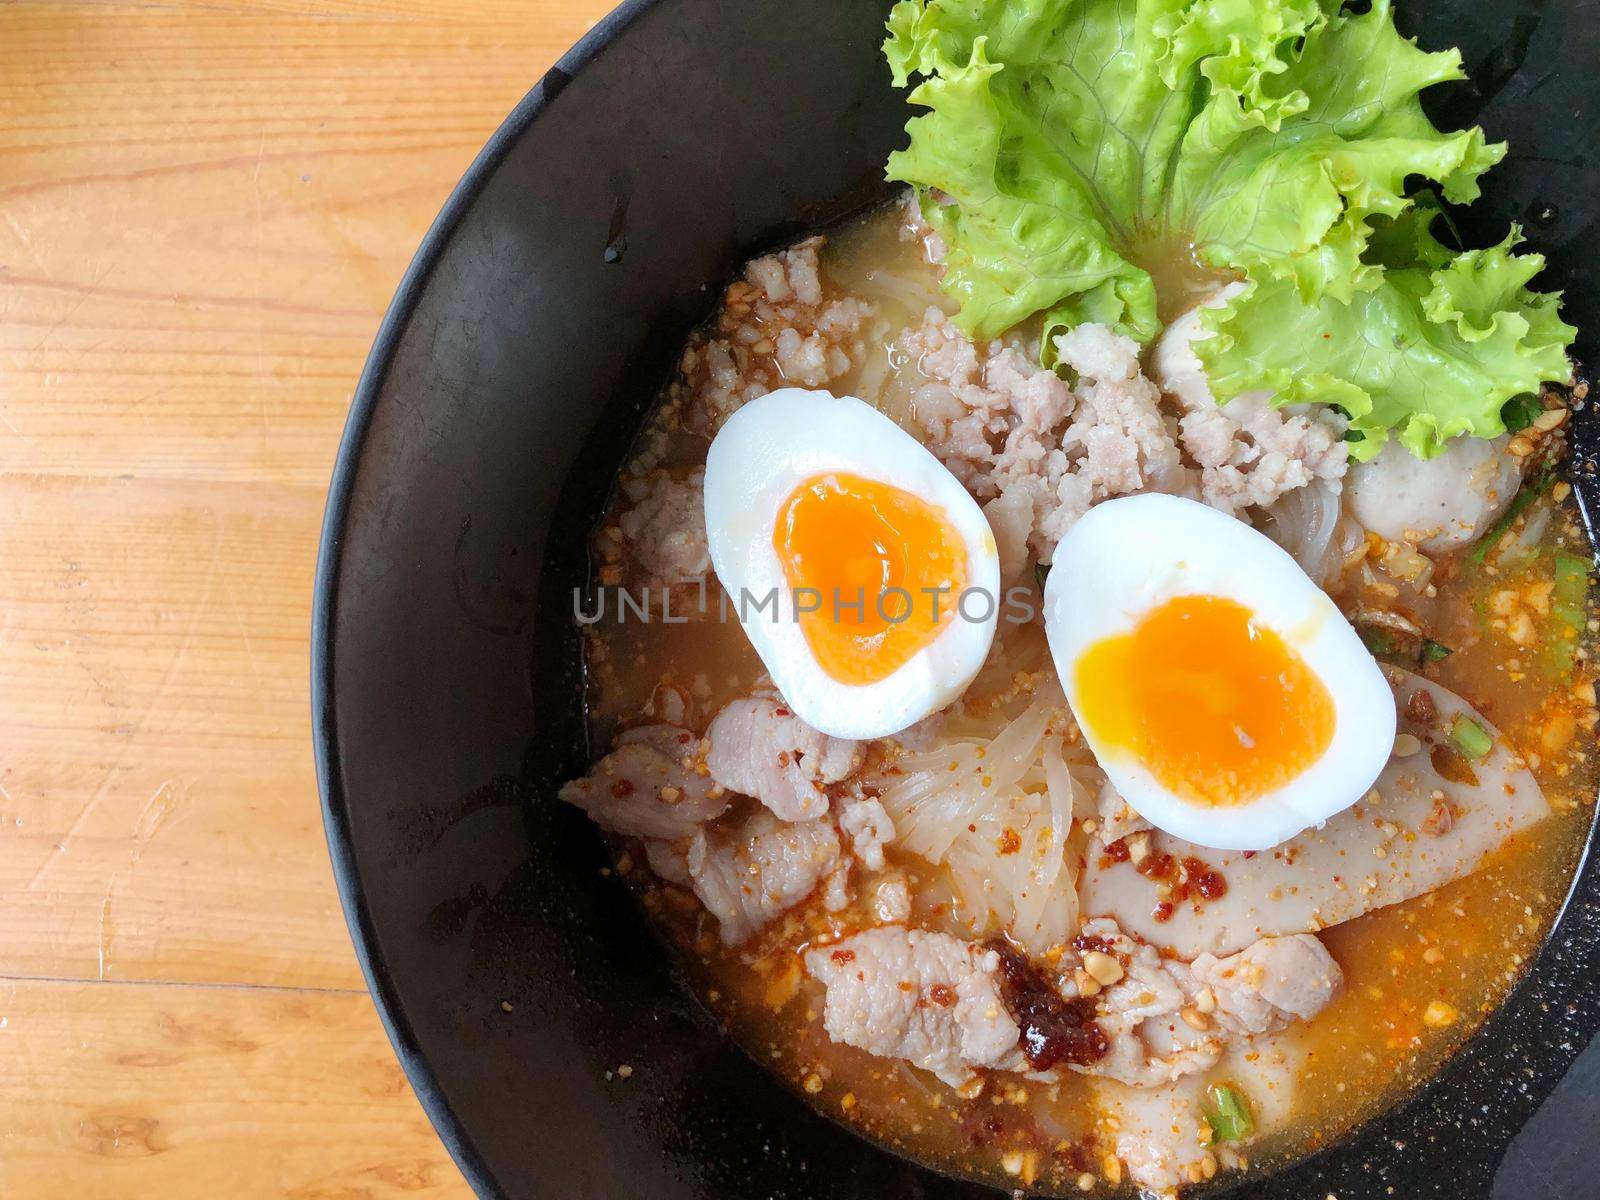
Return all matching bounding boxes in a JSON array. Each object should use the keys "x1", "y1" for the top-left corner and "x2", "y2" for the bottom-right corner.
[{"x1": 581, "y1": 200, "x2": 1598, "y2": 1195}]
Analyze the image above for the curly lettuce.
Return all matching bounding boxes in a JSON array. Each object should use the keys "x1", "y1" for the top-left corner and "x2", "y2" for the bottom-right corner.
[
  {"x1": 885, "y1": 0, "x2": 1575, "y2": 458},
  {"x1": 1197, "y1": 197, "x2": 1577, "y2": 456}
]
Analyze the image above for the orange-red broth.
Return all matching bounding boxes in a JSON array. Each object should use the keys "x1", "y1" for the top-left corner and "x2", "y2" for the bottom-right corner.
[{"x1": 580, "y1": 208, "x2": 1597, "y2": 1196}]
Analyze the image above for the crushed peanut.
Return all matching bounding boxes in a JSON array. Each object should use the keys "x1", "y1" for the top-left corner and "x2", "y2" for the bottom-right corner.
[
  {"x1": 1127, "y1": 832, "x2": 1152, "y2": 865},
  {"x1": 1423, "y1": 1001, "x2": 1460, "y2": 1028},
  {"x1": 1083, "y1": 951, "x2": 1124, "y2": 987},
  {"x1": 1392, "y1": 733, "x2": 1422, "y2": 758}
]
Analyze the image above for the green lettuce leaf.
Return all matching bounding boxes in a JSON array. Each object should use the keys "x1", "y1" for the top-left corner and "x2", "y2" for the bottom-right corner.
[
  {"x1": 885, "y1": 0, "x2": 1573, "y2": 456},
  {"x1": 1195, "y1": 197, "x2": 1578, "y2": 458}
]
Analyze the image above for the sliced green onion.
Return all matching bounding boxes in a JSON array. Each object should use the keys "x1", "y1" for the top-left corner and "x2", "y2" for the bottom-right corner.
[
  {"x1": 1204, "y1": 1084, "x2": 1254, "y2": 1142},
  {"x1": 1545, "y1": 551, "x2": 1592, "y2": 678},
  {"x1": 1421, "y1": 638, "x2": 1454, "y2": 663},
  {"x1": 1359, "y1": 626, "x2": 1397, "y2": 660},
  {"x1": 1547, "y1": 637, "x2": 1579, "y2": 678},
  {"x1": 1470, "y1": 467, "x2": 1556, "y2": 565},
  {"x1": 1450, "y1": 715, "x2": 1494, "y2": 760},
  {"x1": 1552, "y1": 563, "x2": 1588, "y2": 636},
  {"x1": 1554, "y1": 551, "x2": 1592, "y2": 606}
]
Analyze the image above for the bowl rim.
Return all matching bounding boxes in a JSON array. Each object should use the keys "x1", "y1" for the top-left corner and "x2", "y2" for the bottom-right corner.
[
  {"x1": 308, "y1": 3, "x2": 665, "y2": 1196},
  {"x1": 310, "y1": 4, "x2": 1600, "y2": 1197}
]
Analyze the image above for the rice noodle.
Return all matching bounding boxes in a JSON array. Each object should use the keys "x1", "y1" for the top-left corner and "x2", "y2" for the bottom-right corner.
[
  {"x1": 1029, "y1": 1098, "x2": 1083, "y2": 1145},
  {"x1": 1353, "y1": 608, "x2": 1423, "y2": 636},
  {"x1": 1256, "y1": 478, "x2": 1344, "y2": 581},
  {"x1": 849, "y1": 323, "x2": 895, "y2": 410},
  {"x1": 892, "y1": 1059, "x2": 944, "y2": 1103},
  {"x1": 1040, "y1": 735, "x2": 1082, "y2": 937},
  {"x1": 872, "y1": 693, "x2": 1086, "y2": 952},
  {"x1": 954, "y1": 615, "x2": 1052, "y2": 718},
  {"x1": 841, "y1": 267, "x2": 953, "y2": 321}
]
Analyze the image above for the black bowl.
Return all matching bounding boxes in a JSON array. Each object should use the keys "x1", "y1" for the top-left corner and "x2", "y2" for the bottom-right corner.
[{"x1": 312, "y1": 1, "x2": 1600, "y2": 1197}]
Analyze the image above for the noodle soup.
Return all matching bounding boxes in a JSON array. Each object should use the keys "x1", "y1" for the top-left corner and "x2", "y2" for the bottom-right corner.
[
  {"x1": 560, "y1": 4, "x2": 1593, "y2": 1192},
  {"x1": 564, "y1": 197, "x2": 1595, "y2": 1196}
]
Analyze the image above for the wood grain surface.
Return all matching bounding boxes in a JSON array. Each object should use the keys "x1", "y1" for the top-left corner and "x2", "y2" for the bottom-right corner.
[{"x1": 0, "y1": 0, "x2": 611, "y2": 1192}]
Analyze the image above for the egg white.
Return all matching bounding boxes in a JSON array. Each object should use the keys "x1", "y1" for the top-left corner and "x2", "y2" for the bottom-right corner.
[
  {"x1": 703, "y1": 388, "x2": 1001, "y2": 740},
  {"x1": 1043, "y1": 493, "x2": 1396, "y2": 852}
]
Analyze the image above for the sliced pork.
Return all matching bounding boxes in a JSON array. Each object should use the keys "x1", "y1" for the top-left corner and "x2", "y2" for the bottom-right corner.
[
  {"x1": 706, "y1": 696, "x2": 861, "y2": 821},
  {"x1": 804, "y1": 927, "x2": 1025, "y2": 1088},
  {"x1": 642, "y1": 838, "x2": 693, "y2": 886},
  {"x1": 688, "y1": 808, "x2": 840, "y2": 946},
  {"x1": 872, "y1": 872, "x2": 913, "y2": 924},
  {"x1": 1093, "y1": 1037, "x2": 1304, "y2": 1197},
  {"x1": 1071, "y1": 920, "x2": 1342, "y2": 1088},
  {"x1": 1095, "y1": 1076, "x2": 1214, "y2": 1197},
  {"x1": 1082, "y1": 933, "x2": 1216, "y2": 1088},
  {"x1": 559, "y1": 725, "x2": 728, "y2": 839},
  {"x1": 837, "y1": 792, "x2": 896, "y2": 870},
  {"x1": 1191, "y1": 934, "x2": 1342, "y2": 1029}
]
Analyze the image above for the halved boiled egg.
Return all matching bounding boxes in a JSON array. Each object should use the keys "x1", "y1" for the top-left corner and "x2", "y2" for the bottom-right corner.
[
  {"x1": 1043, "y1": 493, "x2": 1395, "y2": 851},
  {"x1": 704, "y1": 388, "x2": 1000, "y2": 740}
]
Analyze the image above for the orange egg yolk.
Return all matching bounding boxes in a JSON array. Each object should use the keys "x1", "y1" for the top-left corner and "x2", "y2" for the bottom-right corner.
[
  {"x1": 772, "y1": 472, "x2": 968, "y2": 686},
  {"x1": 1073, "y1": 595, "x2": 1336, "y2": 807}
]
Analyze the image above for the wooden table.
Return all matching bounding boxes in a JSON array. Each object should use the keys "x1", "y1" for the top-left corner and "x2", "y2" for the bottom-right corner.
[{"x1": 0, "y1": 1, "x2": 609, "y2": 1192}]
